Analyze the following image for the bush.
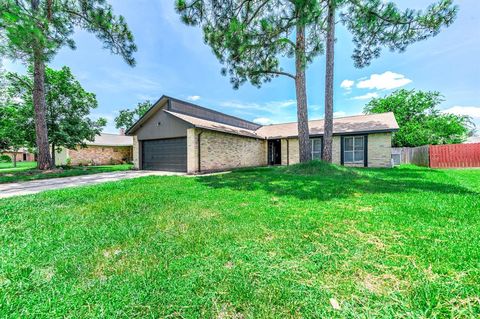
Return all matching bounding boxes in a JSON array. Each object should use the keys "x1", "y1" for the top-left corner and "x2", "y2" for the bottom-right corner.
[{"x1": 0, "y1": 154, "x2": 12, "y2": 163}]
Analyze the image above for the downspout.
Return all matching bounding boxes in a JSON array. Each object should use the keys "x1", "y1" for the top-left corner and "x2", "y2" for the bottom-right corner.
[{"x1": 197, "y1": 130, "x2": 203, "y2": 173}]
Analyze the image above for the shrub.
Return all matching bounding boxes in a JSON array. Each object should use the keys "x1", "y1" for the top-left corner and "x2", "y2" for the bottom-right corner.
[{"x1": 0, "y1": 154, "x2": 12, "y2": 163}]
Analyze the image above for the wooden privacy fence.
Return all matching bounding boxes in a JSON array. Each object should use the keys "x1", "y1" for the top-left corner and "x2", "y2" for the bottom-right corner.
[
  {"x1": 393, "y1": 143, "x2": 480, "y2": 168},
  {"x1": 430, "y1": 143, "x2": 480, "y2": 168},
  {"x1": 392, "y1": 146, "x2": 430, "y2": 167}
]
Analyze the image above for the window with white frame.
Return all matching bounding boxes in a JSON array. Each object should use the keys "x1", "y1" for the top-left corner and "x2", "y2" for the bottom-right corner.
[
  {"x1": 344, "y1": 136, "x2": 365, "y2": 163},
  {"x1": 311, "y1": 138, "x2": 322, "y2": 160}
]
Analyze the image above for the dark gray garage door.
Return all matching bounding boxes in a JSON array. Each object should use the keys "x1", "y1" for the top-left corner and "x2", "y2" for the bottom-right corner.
[{"x1": 142, "y1": 137, "x2": 187, "y2": 172}]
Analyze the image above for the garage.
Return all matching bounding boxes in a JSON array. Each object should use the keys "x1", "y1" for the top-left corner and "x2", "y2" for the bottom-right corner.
[{"x1": 142, "y1": 137, "x2": 187, "y2": 172}]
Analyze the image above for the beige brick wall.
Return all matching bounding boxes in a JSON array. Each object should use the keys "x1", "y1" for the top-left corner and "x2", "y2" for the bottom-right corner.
[
  {"x1": 280, "y1": 133, "x2": 392, "y2": 168},
  {"x1": 133, "y1": 136, "x2": 140, "y2": 169},
  {"x1": 187, "y1": 128, "x2": 267, "y2": 173},
  {"x1": 187, "y1": 128, "x2": 198, "y2": 173},
  {"x1": 332, "y1": 136, "x2": 342, "y2": 164},
  {"x1": 367, "y1": 132, "x2": 392, "y2": 168},
  {"x1": 69, "y1": 145, "x2": 132, "y2": 166},
  {"x1": 281, "y1": 137, "x2": 342, "y2": 165}
]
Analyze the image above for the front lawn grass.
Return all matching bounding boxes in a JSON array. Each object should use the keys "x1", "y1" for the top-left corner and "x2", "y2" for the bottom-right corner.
[
  {"x1": 0, "y1": 163, "x2": 133, "y2": 184},
  {"x1": 1, "y1": 162, "x2": 479, "y2": 318},
  {"x1": 0, "y1": 161, "x2": 37, "y2": 173}
]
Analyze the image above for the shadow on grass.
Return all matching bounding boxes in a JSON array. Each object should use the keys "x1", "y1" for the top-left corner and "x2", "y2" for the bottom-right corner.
[{"x1": 197, "y1": 161, "x2": 476, "y2": 202}]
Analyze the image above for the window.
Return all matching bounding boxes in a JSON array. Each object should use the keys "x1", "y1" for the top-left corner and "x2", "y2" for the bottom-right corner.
[
  {"x1": 311, "y1": 138, "x2": 322, "y2": 160},
  {"x1": 344, "y1": 136, "x2": 364, "y2": 163}
]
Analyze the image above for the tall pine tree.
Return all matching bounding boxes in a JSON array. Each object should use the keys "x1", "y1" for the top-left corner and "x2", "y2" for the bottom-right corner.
[
  {"x1": 0, "y1": 0, "x2": 136, "y2": 169},
  {"x1": 176, "y1": 0, "x2": 325, "y2": 162},
  {"x1": 321, "y1": 0, "x2": 457, "y2": 162}
]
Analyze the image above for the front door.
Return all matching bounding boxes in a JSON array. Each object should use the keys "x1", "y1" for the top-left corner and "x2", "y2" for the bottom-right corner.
[{"x1": 268, "y1": 140, "x2": 281, "y2": 165}]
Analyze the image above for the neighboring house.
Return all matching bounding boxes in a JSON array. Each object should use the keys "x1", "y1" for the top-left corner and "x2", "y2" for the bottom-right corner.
[
  {"x1": 55, "y1": 133, "x2": 133, "y2": 166},
  {"x1": 1, "y1": 148, "x2": 35, "y2": 162},
  {"x1": 464, "y1": 136, "x2": 480, "y2": 144},
  {"x1": 126, "y1": 96, "x2": 399, "y2": 173}
]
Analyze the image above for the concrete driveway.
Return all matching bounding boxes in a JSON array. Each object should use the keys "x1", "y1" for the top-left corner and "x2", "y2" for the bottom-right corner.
[{"x1": 0, "y1": 170, "x2": 184, "y2": 199}]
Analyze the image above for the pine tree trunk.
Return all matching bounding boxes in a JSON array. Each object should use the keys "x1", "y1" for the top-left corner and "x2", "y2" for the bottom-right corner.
[
  {"x1": 323, "y1": 0, "x2": 335, "y2": 163},
  {"x1": 295, "y1": 23, "x2": 311, "y2": 163},
  {"x1": 13, "y1": 148, "x2": 18, "y2": 168},
  {"x1": 51, "y1": 143, "x2": 56, "y2": 167},
  {"x1": 33, "y1": 48, "x2": 53, "y2": 170}
]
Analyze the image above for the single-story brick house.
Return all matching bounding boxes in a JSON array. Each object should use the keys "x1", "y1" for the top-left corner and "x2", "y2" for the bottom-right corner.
[
  {"x1": 1, "y1": 148, "x2": 35, "y2": 162},
  {"x1": 126, "y1": 96, "x2": 399, "y2": 173},
  {"x1": 55, "y1": 133, "x2": 133, "y2": 166}
]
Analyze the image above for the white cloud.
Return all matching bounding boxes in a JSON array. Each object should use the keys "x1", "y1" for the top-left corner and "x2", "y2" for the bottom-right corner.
[
  {"x1": 253, "y1": 117, "x2": 274, "y2": 125},
  {"x1": 340, "y1": 80, "x2": 354, "y2": 89},
  {"x1": 442, "y1": 106, "x2": 480, "y2": 119},
  {"x1": 352, "y1": 92, "x2": 379, "y2": 100},
  {"x1": 187, "y1": 95, "x2": 201, "y2": 101},
  {"x1": 357, "y1": 71, "x2": 412, "y2": 90}
]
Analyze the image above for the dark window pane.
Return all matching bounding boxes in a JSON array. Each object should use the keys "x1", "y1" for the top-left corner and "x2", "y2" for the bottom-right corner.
[
  {"x1": 354, "y1": 150, "x2": 364, "y2": 162},
  {"x1": 312, "y1": 139, "x2": 322, "y2": 152},
  {"x1": 344, "y1": 151, "x2": 354, "y2": 162},
  {"x1": 345, "y1": 137, "x2": 354, "y2": 151},
  {"x1": 312, "y1": 151, "x2": 321, "y2": 160},
  {"x1": 355, "y1": 137, "x2": 364, "y2": 150}
]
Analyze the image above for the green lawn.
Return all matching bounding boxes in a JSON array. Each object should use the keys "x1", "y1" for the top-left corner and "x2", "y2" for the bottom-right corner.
[
  {"x1": 0, "y1": 163, "x2": 132, "y2": 184},
  {"x1": 1, "y1": 162, "x2": 479, "y2": 318},
  {"x1": 0, "y1": 161, "x2": 37, "y2": 173}
]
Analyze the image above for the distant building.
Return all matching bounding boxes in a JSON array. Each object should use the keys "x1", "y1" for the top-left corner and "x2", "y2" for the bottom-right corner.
[
  {"x1": 1, "y1": 148, "x2": 35, "y2": 162},
  {"x1": 464, "y1": 136, "x2": 480, "y2": 144},
  {"x1": 55, "y1": 132, "x2": 133, "y2": 166}
]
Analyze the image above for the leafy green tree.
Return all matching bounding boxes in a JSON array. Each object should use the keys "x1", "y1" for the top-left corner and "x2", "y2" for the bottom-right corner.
[
  {"x1": 0, "y1": 101, "x2": 31, "y2": 168},
  {"x1": 364, "y1": 89, "x2": 474, "y2": 147},
  {"x1": 0, "y1": 0, "x2": 136, "y2": 169},
  {"x1": 176, "y1": 0, "x2": 325, "y2": 162},
  {"x1": 6, "y1": 66, "x2": 107, "y2": 166},
  {"x1": 115, "y1": 100, "x2": 152, "y2": 130},
  {"x1": 321, "y1": 0, "x2": 457, "y2": 162}
]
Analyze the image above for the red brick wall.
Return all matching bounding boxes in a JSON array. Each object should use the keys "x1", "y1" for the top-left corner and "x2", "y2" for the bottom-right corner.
[{"x1": 69, "y1": 146, "x2": 132, "y2": 166}]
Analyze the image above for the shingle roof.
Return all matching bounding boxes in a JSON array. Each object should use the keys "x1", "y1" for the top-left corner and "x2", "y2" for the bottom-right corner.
[
  {"x1": 256, "y1": 112, "x2": 399, "y2": 138},
  {"x1": 86, "y1": 133, "x2": 133, "y2": 146},
  {"x1": 166, "y1": 110, "x2": 398, "y2": 139},
  {"x1": 165, "y1": 111, "x2": 261, "y2": 139}
]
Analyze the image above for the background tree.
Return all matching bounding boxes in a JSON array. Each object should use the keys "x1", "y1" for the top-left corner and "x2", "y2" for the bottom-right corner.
[
  {"x1": 115, "y1": 100, "x2": 152, "y2": 130},
  {"x1": 0, "y1": 0, "x2": 137, "y2": 169},
  {"x1": 0, "y1": 98, "x2": 31, "y2": 168},
  {"x1": 321, "y1": 0, "x2": 457, "y2": 162},
  {"x1": 6, "y1": 66, "x2": 107, "y2": 166},
  {"x1": 0, "y1": 66, "x2": 30, "y2": 167},
  {"x1": 364, "y1": 89, "x2": 474, "y2": 147},
  {"x1": 176, "y1": 0, "x2": 326, "y2": 162}
]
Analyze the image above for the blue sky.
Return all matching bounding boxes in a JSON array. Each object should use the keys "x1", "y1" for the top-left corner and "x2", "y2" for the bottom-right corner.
[{"x1": 3, "y1": 0, "x2": 480, "y2": 133}]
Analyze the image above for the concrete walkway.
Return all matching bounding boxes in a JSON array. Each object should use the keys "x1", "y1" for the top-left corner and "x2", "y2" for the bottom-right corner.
[{"x1": 0, "y1": 170, "x2": 184, "y2": 199}]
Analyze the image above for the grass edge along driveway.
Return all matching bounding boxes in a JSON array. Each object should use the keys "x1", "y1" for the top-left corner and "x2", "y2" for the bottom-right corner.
[
  {"x1": 0, "y1": 163, "x2": 133, "y2": 184},
  {"x1": 0, "y1": 162, "x2": 479, "y2": 318}
]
